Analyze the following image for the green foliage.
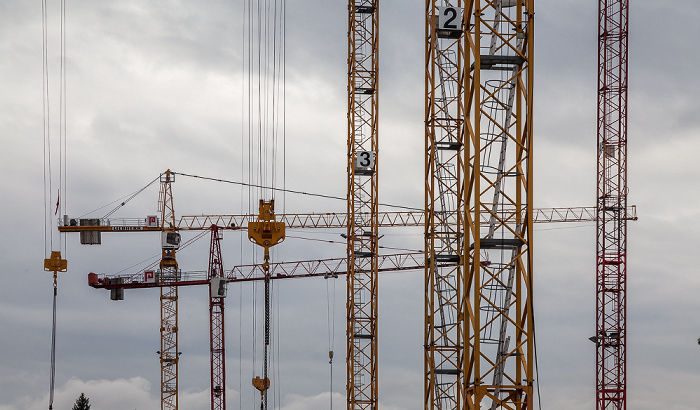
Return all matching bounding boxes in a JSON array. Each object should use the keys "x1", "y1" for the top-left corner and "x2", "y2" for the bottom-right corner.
[{"x1": 72, "y1": 393, "x2": 90, "y2": 410}]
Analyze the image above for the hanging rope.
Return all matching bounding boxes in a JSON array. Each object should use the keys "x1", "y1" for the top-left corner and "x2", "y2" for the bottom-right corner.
[
  {"x1": 245, "y1": 1, "x2": 286, "y2": 408},
  {"x1": 42, "y1": 0, "x2": 52, "y2": 257},
  {"x1": 172, "y1": 171, "x2": 422, "y2": 211},
  {"x1": 326, "y1": 275, "x2": 336, "y2": 410},
  {"x1": 42, "y1": 1, "x2": 67, "y2": 408},
  {"x1": 48, "y1": 274, "x2": 58, "y2": 410}
]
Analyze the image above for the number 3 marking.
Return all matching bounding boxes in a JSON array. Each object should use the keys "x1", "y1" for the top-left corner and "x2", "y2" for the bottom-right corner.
[
  {"x1": 359, "y1": 152, "x2": 371, "y2": 167},
  {"x1": 356, "y1": 151, "x2": 375, "y2": 169}
]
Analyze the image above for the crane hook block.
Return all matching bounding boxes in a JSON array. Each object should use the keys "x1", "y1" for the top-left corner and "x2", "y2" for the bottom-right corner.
[
  {"x1": 44, "y1": 251, "x2": 67, "y2": 273},
  {"x1": 248, "y1": 200, "x2": 285, "y2": 248},
  {"x1": 252, "y1": 376, "x2": 270, "y2": 393}
]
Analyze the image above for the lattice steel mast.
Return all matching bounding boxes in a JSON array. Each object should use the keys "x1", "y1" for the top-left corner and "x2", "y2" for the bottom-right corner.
[
  {"x1": 465, "y1": 1, "x2": 534, "y2": 408},
  {"x1": 425, "y1": 1, "x2": 534, "y2": 408},
  {"x1": 158, "y1": 170, "x2": 181, "y2": 410},
  {"x1": 594, "y1": 0, "x2": 629, "y2": 408},
  {"x1": 425, "y1": 1, "x2": 468, "y2": 408},
  {"x1": 208, "y1": 225, "x2": 226, "y2": 410},
  {"x1": 347, "y1": 2, "x2": 379, "y2": 408}
]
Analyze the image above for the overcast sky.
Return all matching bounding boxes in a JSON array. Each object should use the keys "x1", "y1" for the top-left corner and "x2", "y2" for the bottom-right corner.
[{"x1": 2, "y1": 1, "x2": 700, "y2": 409}]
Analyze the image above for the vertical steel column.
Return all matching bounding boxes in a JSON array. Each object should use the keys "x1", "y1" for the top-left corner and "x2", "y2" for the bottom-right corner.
[
  {"x1": 158, "y1": 170, "x2": 179, "y2": 410},
  {"x1": 347, "y1": 1, "x2": 379, "y2": 409},
  {"x1": 209, "y1": 225, "x2": 226, "y2": 410},
  {"x1": 463, "y1": 0, "x2": 534, "y2": 408},
  {"x1": 425, "y1": 1, "x2": 468, "y2": 408},
  {"x1": 595, "y1": 0, "x2": 628, "y2": 408}
]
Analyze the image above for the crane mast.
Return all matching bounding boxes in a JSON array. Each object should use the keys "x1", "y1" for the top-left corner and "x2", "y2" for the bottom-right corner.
[
  {"x1": 425, "y1": 1, "x2": 534, "y2": 408},
  {"x1": 158, "y1": 170, "x2": 181, "y2": 410},
  {"x1": 424, "y1": 1, "x2": 468, "y2": 407},
  {"x1": 347, "y1": 1, "x2": 379, "y2": 408},
  {"x1": 595, "y1": 0, "x2": 629, "y2": 408},
  {"x1": 465, "y1": 1, "x2": 535, "y2": 408},
  {"x1": 208, "y1": 225, "x2": 226, "y2": 410},
  {"x1": 47, "y1": 0, "x2": 641, "y2": 407}
]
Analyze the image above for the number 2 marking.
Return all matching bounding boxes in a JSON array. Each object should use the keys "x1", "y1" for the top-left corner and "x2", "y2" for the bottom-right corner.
[{"x1": 443, "y1": 7, "x2": 458, "y2": 29}]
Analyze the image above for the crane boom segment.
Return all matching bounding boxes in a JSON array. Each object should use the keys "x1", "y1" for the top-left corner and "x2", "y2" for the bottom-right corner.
[
  {"x1": 57, "y1": 206, "x2": 637, "y2": 233},
  {"x1": 87, "y1": 252, "x2": 442, "y2": 290}
]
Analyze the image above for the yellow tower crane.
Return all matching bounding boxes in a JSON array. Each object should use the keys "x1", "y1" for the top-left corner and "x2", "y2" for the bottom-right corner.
[
  {"x1": 348, "y1": 2, "x2": 379, "y2": 409},
  {"x1": 54, "y1": 2, "x2": 640, "y2": 409},
  {"x1": 425, "y1": 1, "x2": 535, "y2": 408}
]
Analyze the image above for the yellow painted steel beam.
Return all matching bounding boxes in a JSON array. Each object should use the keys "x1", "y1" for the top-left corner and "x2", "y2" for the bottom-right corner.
[
  {"x1": 348, "y1": 2, "x2": 380, "y2": 408},
  {"x1": 57, "y1": 205, "x2": 637, "y2": 233},
  {"x1": 425, "y1": 1, "x2": 469, "y2": 408},
  {"x1": 463, "y1": 1, "x2": 535, "y2": 408},
  {"x1": 158, "y1": 170, "x2": 179, "y2": 410}
]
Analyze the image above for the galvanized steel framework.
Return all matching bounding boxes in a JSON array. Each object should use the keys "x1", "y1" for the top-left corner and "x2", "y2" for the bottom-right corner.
[
  {"x1": 347, "y1": 1, "x2": 379, "y2": 408},
  {"x1": 425, "y1": 1, "x2": 534, "y2": 408},
  {"x1": 595, "y1": 0, "x2": 628, "y2": 408}
]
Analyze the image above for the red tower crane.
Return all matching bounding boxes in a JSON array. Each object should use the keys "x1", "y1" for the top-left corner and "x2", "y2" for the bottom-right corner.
[
  {"x1": 594, "y1": 0, "x2": 629, "y2": 408},
  {"x1": 208, "y1": 225, "x2": 226, "y2": 410}
]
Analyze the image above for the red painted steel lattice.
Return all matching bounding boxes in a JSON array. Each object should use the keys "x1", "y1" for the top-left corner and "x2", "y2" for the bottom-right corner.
[
  {"x1": 209, "y1": 226, "x2": 226, "y2": 410},
  {"x1": 596, "y1": 0, "x2": 629, "y2": 408}
]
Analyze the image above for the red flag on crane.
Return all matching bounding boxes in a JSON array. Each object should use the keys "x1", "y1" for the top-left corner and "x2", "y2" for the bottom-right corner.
[{"x1": 55, "y1": 190, "x2": 60, "y2": 215}]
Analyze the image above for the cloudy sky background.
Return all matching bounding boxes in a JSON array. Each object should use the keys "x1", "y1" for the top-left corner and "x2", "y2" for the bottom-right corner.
[{"x1": 1, "y1": 0, "x2": 700, "y2": 409}]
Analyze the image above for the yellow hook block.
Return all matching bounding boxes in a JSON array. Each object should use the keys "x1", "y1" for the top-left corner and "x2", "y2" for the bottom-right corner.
[
  {"x1": 252, "y1": 376, "x2": 270, "y2": 394},
  {"x1": 248, "y1": 200, "x2": 285, "y2": 250},
  {"x1": 44, "y1": 251, "x2": 67, "y2": 273}
]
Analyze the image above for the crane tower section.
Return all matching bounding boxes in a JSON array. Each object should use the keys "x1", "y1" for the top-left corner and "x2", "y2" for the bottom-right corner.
[
  {"x1": 424, "y1": 1, "x2": 468, "y2": 408},
  {"x1": 465, "y1": 0, "x2": 534, "y2": 408},
  {"x1": 595, "y1": 0, "x2": 629, "y2": 408},
  {"x1": 425, "y1": 1, "x2": 534, "y2": 408},
  {"x1": 157, "y1": 170, "x2": 181, "y2": 410},
  {"x1": 347, "y1": 2, "x2": 379, "y2": 408},
  {"x1": 208, "y1": 225, "x2": 226, "y2": 410}
]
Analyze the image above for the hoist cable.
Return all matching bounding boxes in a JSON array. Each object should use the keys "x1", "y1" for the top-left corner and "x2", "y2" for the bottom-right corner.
[
  {"x1": 172, "y1": 171, "x2": 422, "y2": 211},
  {"x1": 101, "y1": 176, "x2": 160, "y2": 219},
  {"x1": 42, "y1": 0, "x2": 67, "y2": 408},
  {"x1": 48, "y1": 275, "x2": 58, "y2": 410},
  {"x1": 262, "y1": 273, "x2": 270, "y2": 410},
  {"x1": 326, "y1": 275, "x2": 336, "y2": 410},
  {"x1": 58, "y1": 0, "x2": 66, "y2": 252},
  {"x1": 245, "y1": 0, "x2": 285, "y2": 407},
  {"x1": 41, "y1": 0, "x2": 52, "y2": 256},
  {"x1": 274, "y1": 274, "x2": 282, "y2": 408}
]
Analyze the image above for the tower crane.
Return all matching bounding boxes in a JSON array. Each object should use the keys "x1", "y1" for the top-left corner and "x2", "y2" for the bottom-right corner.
[
  {"x1": 425, "y1": 1, "x2": 534, "y2": 408},
  {"x1": 62, "y1": 168, "x2": 636, "y2": 410},
  {"x1": 53, "y1": 1, "x2": 638, "y2": 408},
  {"x1": 593, "y1": 0, "x2": 629, "y2": 408},
  {"x1": 208, "y1": 225, "x2": 226, "y2": 410},
  {"x1": 347, "y1": 3, "x2": 380, "y2": 408}
]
